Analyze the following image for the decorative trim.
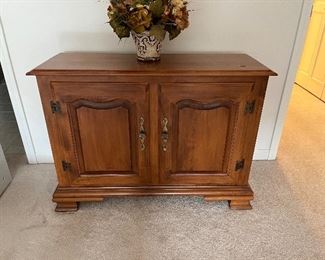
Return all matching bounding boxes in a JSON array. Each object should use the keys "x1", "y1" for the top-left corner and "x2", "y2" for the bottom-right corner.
[
  {"x1": 176, "y1": 99, "x2": 233, "y2": 110},
  {"x1": 71, "y1": 98, "x2": 131, "y2": 110},
  {"x1": 53, "y1": 184, "x2": 254, "y2": 201},
  {"x1": 52, "y1": 185, "x2": 254, "y2": 210}
]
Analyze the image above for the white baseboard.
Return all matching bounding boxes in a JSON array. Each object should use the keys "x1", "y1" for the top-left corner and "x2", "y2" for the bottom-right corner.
[
  {"x1": 253, "y1": 149, "x2": 271, "y2": 161},
  {"x1": 36, "y1": 154, "x2": 54, "y2": 164}
]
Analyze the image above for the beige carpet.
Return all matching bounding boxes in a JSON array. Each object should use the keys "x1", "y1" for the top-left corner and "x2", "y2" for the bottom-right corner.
[{"x1": 0, "y1": 86, "x2": 324, "y2": 260}]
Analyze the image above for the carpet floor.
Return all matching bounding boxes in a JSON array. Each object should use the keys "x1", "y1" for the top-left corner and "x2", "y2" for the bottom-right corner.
[{"x1": 0, "y1": 86, "x2": 324, "y2": 260}]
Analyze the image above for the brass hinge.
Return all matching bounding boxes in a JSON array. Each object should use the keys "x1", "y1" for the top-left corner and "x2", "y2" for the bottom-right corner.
[
  {"x1": 235, "y1": 159, "x2": 245, "y2": 171},
  {"x1": 50, "y1": 101, "x2": 61, "y2": 113},
  {"x1": 245, "y1": 101, "x2": 256, "y2": 114},
  {"x1": 61, "y1": 160, "x2": 71, "y2": 172}
]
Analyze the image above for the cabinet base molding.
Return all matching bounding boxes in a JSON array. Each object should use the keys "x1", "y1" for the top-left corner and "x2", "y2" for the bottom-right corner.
[
  {"x1": 204, "y1": 195, "x2": 253, "y2": 210},
  {"x1": 228, "y1": 200, "x2": 252, "y2": 210},
  {"x1": 55, "y1": 202, "x2": 79, "y2": 212},
  {"x1": 52, "y1": 185, "x2": 254, "y2": 212}
]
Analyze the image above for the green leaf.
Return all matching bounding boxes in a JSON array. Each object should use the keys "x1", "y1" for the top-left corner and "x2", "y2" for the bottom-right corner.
[
  {"x1": 115, "y1": 25, "x2": 131, "y2": 39},
  {"x1": 109, "y1": 19, "x2": 130, "y2": 39},
  {"x1": 149, "y1": 25, "x2": 166, "y2": 41},
  {"x1": 133, "y1": 25, "x2": 146, "y2": 34},
  {"x1": 109, "y1": 17, "x2": 119, "y2": 28},
  {"x1": 149, "y1": 0, "x2": 164, "y2": 18},
  {"x1": 166, "y1": 25, "x2": 181, "y2": 40}
]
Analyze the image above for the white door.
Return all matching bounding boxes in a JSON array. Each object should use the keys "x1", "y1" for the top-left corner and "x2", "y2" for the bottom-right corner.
[{"x1": 296, "y1": 0, "x2": 325, "y2": 99}]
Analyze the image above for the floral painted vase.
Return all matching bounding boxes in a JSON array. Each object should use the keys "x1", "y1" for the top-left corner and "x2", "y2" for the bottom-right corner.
[{"x1": 131, "y1": 31, "x2": 162, "y2": 62}]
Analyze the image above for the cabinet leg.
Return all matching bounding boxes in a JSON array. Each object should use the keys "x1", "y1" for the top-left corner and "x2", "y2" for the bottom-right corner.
[
  {"x1": 229, "y1": 200, "x2": 252, "y2": 210},
  {"x1": 55, "y1": 202, "x2": 79, "y2": 212}
]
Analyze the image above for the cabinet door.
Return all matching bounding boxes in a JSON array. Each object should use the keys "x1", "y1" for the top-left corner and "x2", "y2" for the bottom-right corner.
[
  {"x1": 51, "y1": 82, "x2": 149, "y2": 186},
  {"x1": 159, "y1": 83, "x2": 255, "y2": 185}
]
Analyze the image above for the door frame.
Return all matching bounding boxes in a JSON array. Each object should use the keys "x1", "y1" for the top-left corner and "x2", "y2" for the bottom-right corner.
[
  {"x1": 0, "y1": 17, "x2": 37, "y2": 163},
  {"x1": 268, "y1": 0, "x2": 313, "y2": 160}
]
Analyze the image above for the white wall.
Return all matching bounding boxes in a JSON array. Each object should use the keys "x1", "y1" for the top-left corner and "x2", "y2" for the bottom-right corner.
[{"x1": 0, "y1": 0, "x2": 306, "y2": 163}]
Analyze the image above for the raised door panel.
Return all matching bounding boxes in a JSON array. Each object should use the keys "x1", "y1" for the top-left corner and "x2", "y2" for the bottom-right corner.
[
  {"x1": 51, "y1": 82, "x2": 149, "y2": 186},
  {"x1": 71, "y1": 99, "x2": 134, "y2": 173},
  {"x1": 159, "y1": 83, "x2": 254, "y2": 185},
  {"x1": 175, "y1": 101, "x2": 231, "y2": 172},
  {"x1": 296, "y1": 2, "x2": 325, "y2": 98}
]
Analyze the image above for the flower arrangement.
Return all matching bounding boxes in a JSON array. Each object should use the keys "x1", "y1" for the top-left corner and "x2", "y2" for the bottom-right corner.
[{"x1": 107, "y1": 0, "x2": 190, "y2": 41}]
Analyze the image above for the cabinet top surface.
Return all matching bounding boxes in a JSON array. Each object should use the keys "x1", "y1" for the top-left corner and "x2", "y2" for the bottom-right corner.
[{"x1": 27, "y1": 52, "x2": 277, "y2": 77}]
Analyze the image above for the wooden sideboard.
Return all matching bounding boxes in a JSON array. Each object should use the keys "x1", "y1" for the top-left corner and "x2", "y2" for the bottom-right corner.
[{"x1": 28, "y1": 53, "x2": 276, "y2": 212}]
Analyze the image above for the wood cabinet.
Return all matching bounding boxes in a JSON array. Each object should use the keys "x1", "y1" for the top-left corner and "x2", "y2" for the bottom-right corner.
[{"x1": 28, "y1": 53, "x2": 276, "y2": 212}]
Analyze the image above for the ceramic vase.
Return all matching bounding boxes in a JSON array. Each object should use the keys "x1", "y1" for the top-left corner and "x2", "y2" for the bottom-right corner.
[{"x1": 131, "y1": 31, "x2": 162, "y2": 62}]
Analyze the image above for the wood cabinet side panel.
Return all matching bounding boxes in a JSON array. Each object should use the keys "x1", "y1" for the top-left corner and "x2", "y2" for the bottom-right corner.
[
  {"x1": 237, "y1": 77, "x2": 269, "y2": 185},
  {"x1": 36, "y1": 76, "x2": 72, "y2": 186}
]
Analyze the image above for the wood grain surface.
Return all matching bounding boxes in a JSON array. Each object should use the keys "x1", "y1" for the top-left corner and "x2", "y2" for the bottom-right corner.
[
  {"x1": 27, "y1": 53, "x2": 277, "y2": 77},
  {"x1": 28, "y1": 53, "x2": 276, "y2": 211}
]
